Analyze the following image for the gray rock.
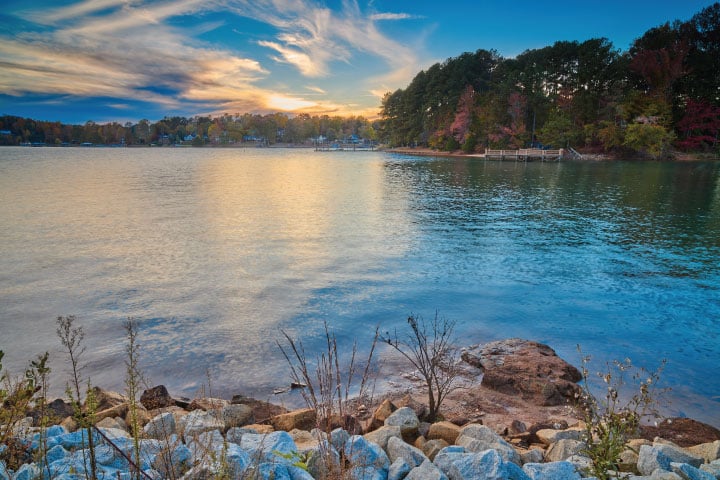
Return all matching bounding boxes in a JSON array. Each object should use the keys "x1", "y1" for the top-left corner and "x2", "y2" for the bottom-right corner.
[
  {"x1": 456, "y1": 424, "x2": 521, "y2": 465},
  {"x1": 330, "y1": 428, "x2": 350, "y2": 453},
  {"x1": 406, "y1": 460, "x2": 449, "y2": 480},
  {"x1": 44, "y1": 444, "x2": 69, "y2": 464},
  {"x1": 221, "y1": 404, "x2": 253, "y2": 429},
  {"x1": 179, "y1": 410, "x2": 224, "y2": 438},
  {"x1": 387, "y1": 436, "x2": 428, "y2": 468},
  {"x1": 153, "y1": 442, "x2": 192, "y2": 479},
  {"x1": 188, "y1": 429, "x2": 225, "y2": 463},
  {"x1": 520, "y1": 449, "x2": 544, "y2": 465},
  {"x1": 650, "y1": 469, "x2": 684, "y2": 479},
  {"x1": 670, "y1": 462, "x2": 716, "y2": 480},
  {"x1": 522, "y1": 461, "x2": 582, "y2": 480},
  {"x1": 0, "y1": 461, "x2": 9, "y2": 480},
  {"x1": 389, "y1": 458, "x2": 412, "y2": 480},
  {"x1": 385, "y1": 407, "x2": 420, "y2": 436},
  {"x1": 699, "y1": 460, "x2": 720, "y2": 478},
  {"x1": 365, "y1": 426, "x2": 403, "y2": 449},
  {"x1": 144, "y1": 412, "x2": 176, "y2": 439},
  {"x1": 14, "y1": 463, "x2": 40, "y2": 480},
  {"x1": 346, "y1": 465, "x2": 388, "y2": 480},
  {"x1": 225, "y1": 426, "x2": 257, "y2": 444},
  {"x1": 638, "y1": 444, "x2": 704, "y2": 476},
  {"x1": 306, "y1": 442, "x2": 341, "y2": 480},
  {"x1": 241, "y1": 431, "x2": 298, "y2": 464},
  {"x1": 544, "y1": 439, "x2": 586, "y2": 462},
  {"x1": 565, "y1": 454, "x2": 593, "y2": 475},
  {"x1": 433, "y1": 447, "x2": 529, "y2": 480},
  {"x1": 344, "y1": 435, "x2": 391, "y2": 474}
]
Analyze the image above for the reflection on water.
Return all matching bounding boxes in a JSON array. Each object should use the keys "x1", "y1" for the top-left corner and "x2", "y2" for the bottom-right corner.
[{"x1": 0, "y1": 147, "x2": 718, "y2": 426}]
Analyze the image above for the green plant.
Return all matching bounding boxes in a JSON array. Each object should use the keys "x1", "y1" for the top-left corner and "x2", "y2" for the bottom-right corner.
[
  {"x1": 124, "y1": 318, "x2": 145, "y2": 480},
  {"x1": 381, "y1": 312, "x2": 462, "y2": 421},
  {"x1": 577, "y1": 346, "x2": 668, "y2": 479},
  {"x1": 56, "y1": 315, "x2": 99, "y2": 480},
  {"x1": 0, "y1": 350, "x2": 50, "y2": 471}
]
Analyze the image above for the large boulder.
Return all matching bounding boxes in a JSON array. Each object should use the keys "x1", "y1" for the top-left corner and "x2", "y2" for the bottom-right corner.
[
  {"x1": 144, "y1": 412, "x2": 176, "y2": 439},
  {"x1": 427, "y1": 422, "x2": 461, "y2": 445},
  {"x1": 140, "y1": 385, "x2": 175, "y2": 410},
  {"x1": 386, "y1": 436, "x2": 427, "y2": 468},
  {"x1": 179, "y1": 409, "x2": 224, "y2": 438},
  {"x1": 461, "y1": 339, "x2": 581, "y2": 406},
  {"x1": 456, "y1": 424, "x2": 521, "y2": 465},
  {"x1": 543, "y1": 439, "x2": 586, "y2": 463},
  {"x1": 637, "y1": 443, "x2": 704, "y2": 476},
  {"x1": 433, "y1": 447, "x2": 529, "y2": 480},
  {"x1": 522, "y1": 461, "x2": 582, "y2": 480},
  {"x1": 271, "y1": 408, "x2": 317, "y2": 432},
  {"x1": 640, "y1": 418, "x2": 720, "y2": 447},
  {"x1": 364, "y1": 425, "x2": 402, "y2": 449},
  {"x1": 222, "y1": 404, "x2": 254, "y2": 429},
  {"x1": 406, "y1": 459, "x2": 449, "y2": 480},
  {"x1": 385, "y1": 407, "x2": 420, "y2": 436}
]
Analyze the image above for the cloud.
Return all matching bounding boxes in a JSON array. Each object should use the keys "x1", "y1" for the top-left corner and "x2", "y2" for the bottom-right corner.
[
  {"x1": 369, "y1": 13, "x2": 422, "y2": 21},
  {"x1": 1, "y1": 0, "x2": 426, "y2": 119}
]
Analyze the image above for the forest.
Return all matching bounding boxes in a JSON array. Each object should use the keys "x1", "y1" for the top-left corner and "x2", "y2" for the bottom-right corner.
[
  {"x1": 379, "y1": 3, "x2": 720, "y2": 158},
  {"x1": 0, "y1": 113, "x2": 378, "y2": 147}
]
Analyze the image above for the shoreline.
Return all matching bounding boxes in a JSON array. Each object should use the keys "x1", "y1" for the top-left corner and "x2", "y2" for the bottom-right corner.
[{"x1": 385, "y1": 146, "x2": 720, "y2": 162}]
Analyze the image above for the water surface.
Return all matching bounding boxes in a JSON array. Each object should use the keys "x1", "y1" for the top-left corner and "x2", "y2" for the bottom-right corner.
[{"x1": 1, "y1": 147, "x2": 718, "y2": 426}]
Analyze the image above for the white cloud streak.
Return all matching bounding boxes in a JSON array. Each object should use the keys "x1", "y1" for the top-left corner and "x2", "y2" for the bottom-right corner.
[{"x1": 1, "y1": 0, "x2": 424, "y2": 118}]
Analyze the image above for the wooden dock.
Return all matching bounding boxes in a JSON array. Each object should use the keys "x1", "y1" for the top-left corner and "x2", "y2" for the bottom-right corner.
[
  {"x1": 483, "y1": 148, "x2": 563, "y2": 161},
  {"x1": 315, "y1": 142, "x2": 376, "y2": 152}
]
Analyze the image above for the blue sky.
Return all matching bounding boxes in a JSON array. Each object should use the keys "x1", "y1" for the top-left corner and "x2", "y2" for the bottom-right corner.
[{"x1": 0, "y1": 0, "x2": 714, "y2": 123}]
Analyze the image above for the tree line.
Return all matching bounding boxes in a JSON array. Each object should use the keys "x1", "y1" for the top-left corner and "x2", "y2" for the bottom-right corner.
[
  {"x1": 379, "y1": 3, "x2": 720, "y2": 158},
  {"x1": 0, "y1": 113, "x2": 379, "y2": 147}
]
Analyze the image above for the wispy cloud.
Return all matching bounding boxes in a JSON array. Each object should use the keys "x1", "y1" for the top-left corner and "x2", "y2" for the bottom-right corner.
[
  {"x1": 369, "y1": 13, "x2": 422, "y2": 21},
  {"x1": 1, "y1": 0, "x2": 426, "y2": 119}
]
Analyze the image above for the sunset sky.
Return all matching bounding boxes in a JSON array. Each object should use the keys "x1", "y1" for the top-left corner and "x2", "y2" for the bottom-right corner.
[{"x1": 0, "y1": 0, "x2": 713, "y2": 124}]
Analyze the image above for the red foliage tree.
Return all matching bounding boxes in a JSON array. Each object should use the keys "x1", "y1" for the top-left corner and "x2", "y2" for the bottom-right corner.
[{"x1": 675, "y1": 99, "x2": 720, "y2": 151}]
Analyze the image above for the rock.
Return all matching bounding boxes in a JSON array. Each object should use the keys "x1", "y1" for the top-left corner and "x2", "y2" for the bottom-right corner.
[
  {"x1": 522, "y1": 461, "x2": 582, "y2": 480},
  {"x1": 144, "y1": 412, "x2": 176, "y2": 439},
  {"x1": 387, "y1": 436, "x2": 427, "y2": 468},
  {"x1": 0, "y1": 461, "x2": 8, "y2": 480},
  {"x1": 619, "y1": 447, "x2": 640, "y2": 472},
  {"x1": 670, "y1": 462, "x2": 715, "y2": 480},
  {"x1": 14, "y1": 462, "x2": 40, "y2": 480},
  {"x1": 700, "y1": 460, "x2": 720, "y2": 478},
  {"x1": 422, "y1": 440, "x2": 449, "y2": 462},
  {"x1": 330, "y1": 428, "x2": 351, "y2": 453},
  {"x1": 433, "y1": 447, "x2": 529, "y2": 480},
  {"x1": 272, "y1": 408, "x2": 317, "y2": 432},
  {"x1": 344, "y1": 435, "x2": 391, "y2": 474},
  {"x1": 226, "y1": 426, "x2": 258, "y2": 444},
  {"x1": 290, "y1": 428, "x2": 320, "y2": 453},
  {"x1": 456, "y1": 424, "x2": 521, "y2": 465},
  {"x1": 520, "y1": 449, "x2": 544, "y2": 465},
  {"x1": 687, "y1": 440, "x2": 720, "y2": 463},
  {"x1": 535, "y1": 427, "x2": 583, "y2": 446},
  {"x1": 94, "y1": 403, "x2": 129, "y2": 423},
  {"x1": 640, "y1": 419, "x2": 720, "y2": 448},
  {"x1": 385, "y1": 407, "x2": 420, "y2": 436},
  {"x1": 371, "y1": 399, "x2": 398, "y2": 430},
  {"x1": 649, "y1": 470, "x2": 684, "y2": 479},
  {"x1": 365, "y1": 426, "x2": 403, "y2": 449},
  {"x1": 564, "y1": 454, "x2": 593, "y2": 475},
  {"x1": 230, "y1": 395, "x2": 288, "y2": 422},
  {"x1": 140, "y1": 385, "x2": 175, "y2": 410},
  {"x1": 406, "y1": 459, "x2": 449, "y2": 480},
  {"x1": 544, "y1": 439, "x2": 586, "y2": 463},
  {"x1": 306, "y1": 443, "x2": 341, "y2": 480},
  {"x1": 59, "y1": 416, "x2": 78, "y2": 432},
  {"x1": 188, "y1": 397, "x2": 229, "y2": 412},
  {"x1": 389, "y1": 458, "x2": 412, "y2": 480},
  {"x1": 179, "y1": 409, "x2": 224, "y2": 438},
  {"x1": 91, "y1": 387, "x2": 127, "y2": 411},
  {"x1": 153, "y1": 442, "x2": 192, "y2": 479},
  {"x1": 243, "y1": 423, "x2": 274, "y2": 434},
  {"x1": 221, "y1": 404, "x2": 254, "y2": 429},
  {"x1": 240, "y1": 431, "x2": 297, "y2": 463},
  {"x1": 394, "y1": 394, "x2": 429, "y2": 422},
  {"x1": 187, "y1": 429, "x2": 225, "y2": 463},
  {"x1": 47, "y1": 398, "x2": 74, "y2": 420},
  {"x1": 96, "y1": 417, "x2": 125, "y2": 431},
  {"x1": 427, "y1": 422, "x2": 461, "y2": 445},
  {"x1": 637, "y1": 444, "x2": 704, "y2": 476},
  {"x1": 509, "y1": 420, "x2": 528, "y2": 436},
  {"x1": 461, "y1": 339, "x2": 581, "y2": 406}
]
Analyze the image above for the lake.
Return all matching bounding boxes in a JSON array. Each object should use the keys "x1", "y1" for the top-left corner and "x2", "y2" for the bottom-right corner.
[{"x1": 0, "y1": 146, "x2": 718, "y2": 426}]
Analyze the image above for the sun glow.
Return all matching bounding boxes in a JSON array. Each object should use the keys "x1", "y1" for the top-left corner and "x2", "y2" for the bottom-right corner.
[{"x1": 266, "y1": 95, "x2": 317, "y2": 111}]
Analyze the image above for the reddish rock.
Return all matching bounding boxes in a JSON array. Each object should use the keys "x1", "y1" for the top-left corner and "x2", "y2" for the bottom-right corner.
[
  {"x1": 461, "y1": 339, "x2": 581, "y2": 406},
  {"x1": 639, "y1": 418, "x2": 720, "y2": 447}
]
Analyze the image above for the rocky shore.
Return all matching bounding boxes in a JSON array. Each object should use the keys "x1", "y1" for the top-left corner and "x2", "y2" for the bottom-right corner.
[{"x1": 2, "y1": 339, "x2": 719, "y2": 480}]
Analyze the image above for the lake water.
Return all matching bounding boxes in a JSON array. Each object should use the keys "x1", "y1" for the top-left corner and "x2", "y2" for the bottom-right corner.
[{"x1": 1, "y1": 147, "x2": 718, "y2": 427}]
